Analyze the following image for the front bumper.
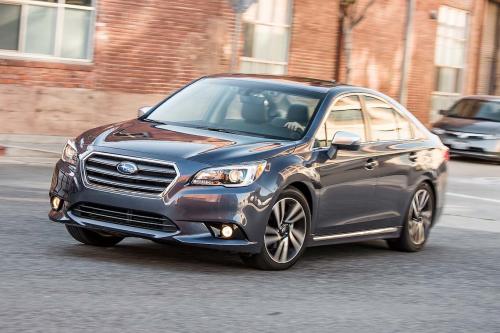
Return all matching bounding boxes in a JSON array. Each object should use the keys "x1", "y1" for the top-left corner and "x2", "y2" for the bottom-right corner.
[
  {"x1": 49, "y1": 159, "x2": 274, "y2": 254},
  {"x1": 437, "y1": 135, "x2": 500, "y2": 161}
]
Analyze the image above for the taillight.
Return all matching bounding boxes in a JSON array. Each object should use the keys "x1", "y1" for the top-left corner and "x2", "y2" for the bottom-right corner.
[{"x1": 443, "y1": 148, "x2": 450, "y2": 161}]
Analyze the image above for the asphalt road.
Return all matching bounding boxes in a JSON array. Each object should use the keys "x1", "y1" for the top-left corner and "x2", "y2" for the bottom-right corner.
[{"x1": 0, "y1": 158, "x2": 499, "y2": 332}]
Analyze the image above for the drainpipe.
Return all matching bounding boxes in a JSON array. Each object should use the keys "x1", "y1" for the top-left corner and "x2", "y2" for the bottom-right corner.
[
  {"x1": 489, "y1": 5, "x2": 500, "y2": 95},
  {"x1": 230, "y1": 12, "x2": 242, "y2": 73},
  {"x1": 334, "y1": 4, "x2": 345, "y2": 82},
  {"x1": 399, "y1": 0, "x2": 415, "y2": 106}
]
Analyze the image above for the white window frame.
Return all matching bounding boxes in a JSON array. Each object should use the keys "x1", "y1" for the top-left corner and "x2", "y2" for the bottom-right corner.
[
  {"x1": 433, "y1": 5, "x2": 469, "y2": 94},
  {"x1": 240, "y1": 0, "x2": 293, "y2": 74},
  {"x1": 0, "y1": 0, "x2": 96, "y2": 63},
  {"x1": 431, "y1": 5, "x2": 470, "y2": 121}
]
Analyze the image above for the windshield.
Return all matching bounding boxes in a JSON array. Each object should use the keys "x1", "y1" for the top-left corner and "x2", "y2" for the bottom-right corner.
[
  {"x1": 146, "y1": 78, "x2": 325, "y2": 140},
  {"x1": 447, "y1": 99, "x2": 500, "y2": 122}
]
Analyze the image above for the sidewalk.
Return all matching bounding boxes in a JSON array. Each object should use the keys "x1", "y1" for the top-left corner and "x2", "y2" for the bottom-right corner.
[{"x1": 0, "y1": 134, "x2": 67, "y2": 165}]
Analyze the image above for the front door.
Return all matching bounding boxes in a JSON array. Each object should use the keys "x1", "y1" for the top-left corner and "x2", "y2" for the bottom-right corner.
[{"x1": 313, "y1": 94, "x2": 378, "y2": 236}]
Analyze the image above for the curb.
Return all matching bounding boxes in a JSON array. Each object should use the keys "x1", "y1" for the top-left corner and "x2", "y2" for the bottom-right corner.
[{"x1": 0, "y1": 144, "x2": 60, "y2": 156}]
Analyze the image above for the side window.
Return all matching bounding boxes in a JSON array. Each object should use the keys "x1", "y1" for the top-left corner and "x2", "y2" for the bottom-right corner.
[
  {"x1": 394, "y1": 111, "x2": 413, "y2": 140},
  {"x1": 315, "y1": 95, "x2": 366, "y2": 148},
  {"x1": 364, "y1": 96, "x2": 399, "y2": 141}
]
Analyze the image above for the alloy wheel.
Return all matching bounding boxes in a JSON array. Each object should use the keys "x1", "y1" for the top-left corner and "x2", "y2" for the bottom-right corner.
[
  {"x1": 265, "y1": 198, "x2": 307, "y2": 264},
  {"x1": 408, "y1": 189, "x2": 433, "y2": 245}
]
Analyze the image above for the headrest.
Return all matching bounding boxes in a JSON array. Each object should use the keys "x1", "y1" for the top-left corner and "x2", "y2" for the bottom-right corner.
[
  {"x1": 287, "y1": 104, "x2": 309, "y2": 124},
  {"x1": 241, "y1": 97, "x2": 267, "y2": 124}
]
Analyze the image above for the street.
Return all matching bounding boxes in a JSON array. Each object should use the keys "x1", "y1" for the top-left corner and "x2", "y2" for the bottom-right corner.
[{"x1": 0, "y1": 159, "x2": 499, "y2": 332}]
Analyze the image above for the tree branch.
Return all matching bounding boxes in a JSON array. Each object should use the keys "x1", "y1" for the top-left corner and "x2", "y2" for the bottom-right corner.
[{"x1": 351, "y1": 0, "x2": 376, "y2": 27}]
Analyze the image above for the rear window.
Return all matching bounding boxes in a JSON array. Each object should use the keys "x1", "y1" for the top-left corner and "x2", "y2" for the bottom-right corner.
[
  {"x1": 365, "y1": 96, "x2": 416, "y2": 141},
  {"x1": 365, "y1": 97, "x2": 399, "y2": 141}
]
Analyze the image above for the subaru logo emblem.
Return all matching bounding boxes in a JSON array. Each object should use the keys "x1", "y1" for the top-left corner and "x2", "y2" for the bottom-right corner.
[{"x1": 116, "y1": 161, "x2": 138, "y2": 175}]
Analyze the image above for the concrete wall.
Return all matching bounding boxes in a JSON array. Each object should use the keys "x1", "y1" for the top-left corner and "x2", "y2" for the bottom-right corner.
[{"x1": 0, "y1": 85, "x2": 164, "y2": 136}]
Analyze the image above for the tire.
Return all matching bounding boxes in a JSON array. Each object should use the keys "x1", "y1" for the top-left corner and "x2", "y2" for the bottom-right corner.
[
  {"x1": 66, "y1": 225, "x2": 124, "y2": 247},
  {"x1": 241, "y1": 187, "x2": 310, "y2": 270},
  {"x1": 387, "y1": 182, "x2": 435, "y2": 252}
]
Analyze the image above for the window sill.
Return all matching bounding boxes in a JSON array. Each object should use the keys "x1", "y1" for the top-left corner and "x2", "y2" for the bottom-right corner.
[
  {"x1": 431, "y1": 92, "x2": 462, "y2": 96},
  {"x1": 0, "y1": 52, "x2": 93, "y2": 71}
]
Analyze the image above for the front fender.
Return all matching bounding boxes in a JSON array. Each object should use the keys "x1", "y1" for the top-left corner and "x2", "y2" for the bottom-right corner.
[{"x1": 257, "y1": 153, "x2": 319, "y2": 228}]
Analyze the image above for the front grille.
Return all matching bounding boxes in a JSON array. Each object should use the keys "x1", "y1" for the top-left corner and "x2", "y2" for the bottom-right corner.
[
  {"x1": 71, "y1": 203, "x2": 178, "y2": 232},
  {"x1": 83, "y1": 152, "x2": 178, "y2": 195},
  {"x1": 444, "y1": 131, "x2": 486, "y2": 140}
]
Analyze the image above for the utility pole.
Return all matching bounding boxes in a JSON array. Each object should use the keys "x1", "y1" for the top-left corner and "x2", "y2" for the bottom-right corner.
[{"x1": 399, "y1": 0, "x2": 415, "y2": 106}]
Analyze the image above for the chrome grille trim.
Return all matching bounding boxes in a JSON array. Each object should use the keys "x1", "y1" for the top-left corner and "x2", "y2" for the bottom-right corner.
[
  {"x1": 85, "y1": 166, "x2": 175, "y2": 183},
  {"x1": 86, "y1": 175, "x2": 167, "y2": 192},
  {"x1": 442, "y1": 130, "x2": 488, "y2": 140},
  {"x1": 87, "y1": 156, "x2": 178, "y2": 174},
  {"x1": 82, "y1": 152, "x2": 179, "y2": 197},
  {"x1": 71, "y1": 203, "x2": 178, "y2": 232}
]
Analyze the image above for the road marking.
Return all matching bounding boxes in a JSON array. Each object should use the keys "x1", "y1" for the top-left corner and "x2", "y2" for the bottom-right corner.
[
  {"x1": 0, "y1": 196, "x2": 46, "y2": 203},
  {"x1": 446, "y1": 192, "x2": 500, "y2": 204}
]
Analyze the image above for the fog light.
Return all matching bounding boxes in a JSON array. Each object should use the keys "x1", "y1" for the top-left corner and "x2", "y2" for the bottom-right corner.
[
  {"x1": 51, "y1": 196, "x2": 63, "y2": 211},
  {"x1": 220, "y1": 225, "x2": 234, "y2": 238}
]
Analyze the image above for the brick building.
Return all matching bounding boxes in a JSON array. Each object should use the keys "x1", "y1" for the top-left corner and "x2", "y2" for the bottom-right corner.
[{"x1": 0, "y1": 0, "x2": 498, "y2": 135}]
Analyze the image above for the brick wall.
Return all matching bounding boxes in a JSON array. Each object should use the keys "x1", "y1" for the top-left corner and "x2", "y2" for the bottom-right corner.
[
  {"x1": 475, "y1": 0, "x2": 500, "y2": 95},
  {"x1": 342, "y1": 0, "x2": 406, "y2": 99},
  {"x1": 93, "y1": 0, "x2": 234, "y2": 94},
  {"x1": 287, "y1": 0, "x2": 339, "y2": 80},
  {"x1": 0, "y1": 0, "x2": 492, "y2": 135}
]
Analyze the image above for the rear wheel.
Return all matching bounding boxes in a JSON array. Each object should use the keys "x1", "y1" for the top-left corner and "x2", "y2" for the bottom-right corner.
[
  {"x1": 241, "y1": 187, "x2": 310, "y2": 270},
  {"x1": 387, "y1": 183, "x2": 434, "y2": 252},
  {"x1": 66, "y1": 225, "x2": 124, "y2": 247}
]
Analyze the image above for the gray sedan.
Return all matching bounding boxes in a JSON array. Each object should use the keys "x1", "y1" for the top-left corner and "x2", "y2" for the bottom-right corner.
[{"x1": 432, "y1": 95, "x2": 500, "y2": 162}]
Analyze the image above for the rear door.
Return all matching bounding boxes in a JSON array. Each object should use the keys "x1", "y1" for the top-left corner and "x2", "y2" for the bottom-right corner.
[
  {"x1": 361, "y1": 95, "x2": 421, "y2": 228},
  {"x1": 313, "y1": 94, "x2": 379, "y2": 236}
]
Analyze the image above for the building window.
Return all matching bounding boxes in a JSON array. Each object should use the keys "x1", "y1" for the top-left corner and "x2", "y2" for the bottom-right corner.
[
  {"x1": 0, "y1": 0, "x2": 95, "y2": 61},
  {"x1": 432, "y1": 6, "x2": 468, "y2": 120},
  {"x1": 434, "y1": 6, "x2": 468, "y2": 93},
  {"x1": 240, "y1": 0, "x2": 292, "y2": 75}
]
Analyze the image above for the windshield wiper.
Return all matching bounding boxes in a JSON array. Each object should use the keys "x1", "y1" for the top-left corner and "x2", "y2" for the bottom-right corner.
[
  {"x1": 197, "y1": 126, "x2": 285, "y2": 140},
  {"x1": 469, "y1": 117, "x2": 500, "y2": 122},
  {"x1": 141, "y1": 118, "x2": 167, "y2": 125}
]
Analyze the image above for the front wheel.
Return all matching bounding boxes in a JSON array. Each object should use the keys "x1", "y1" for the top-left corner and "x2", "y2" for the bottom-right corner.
[
  {"x1": 387, "y1": 183, "x2": 435, "y2": 252},
  {"x1": 241, "y1": 187, "x2": 310, "y2": 270},
  {"x1": 66, "y1": 225, "x2": 124, "y2": 247}
]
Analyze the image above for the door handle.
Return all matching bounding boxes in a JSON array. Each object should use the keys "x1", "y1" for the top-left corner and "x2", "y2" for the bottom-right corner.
[
  {"x1": 365, "y1": 158, "x2": 378, "y2": 170},
  {"x1": 409, "y1": 152, "x2": 418, "y2": 162}
]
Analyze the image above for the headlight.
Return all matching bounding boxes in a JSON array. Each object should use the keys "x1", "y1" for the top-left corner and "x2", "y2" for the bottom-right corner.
[
  {"x1": 61, "y1": 139, "x2": 78, "y2": 165},
  {"x1": 482, "y1": 134, "x2": 500, "y2": 140},
  {"x1": 191, "y1": 161, "x2": 267, "y2": 187},
  {"x1": 431, "y1": 128, "x2": 446, "y2": 135}
]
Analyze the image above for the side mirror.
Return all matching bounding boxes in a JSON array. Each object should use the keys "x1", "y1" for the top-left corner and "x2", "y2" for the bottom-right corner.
[
  {"x1": 138, "y1": 106, "x2": 152, "y2": 117},
  {"x1": 327, "y1": 131, "x2": 361, "y2": 159},
  {"x1": 438, "y1": 109, "x2": 448, "y2": 116}
]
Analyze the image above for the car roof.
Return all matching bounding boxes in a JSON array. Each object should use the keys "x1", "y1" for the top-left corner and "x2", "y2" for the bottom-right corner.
[
  {"x1": 460, "y1": 95, "x2": 500, "y2": 102},
  {"x1": 204, "y1": 73, "x2": 345, "y2": 94}
]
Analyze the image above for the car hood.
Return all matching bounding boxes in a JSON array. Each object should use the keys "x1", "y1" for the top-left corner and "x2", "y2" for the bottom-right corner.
[
  {"x1": 433, "y1": 117, "x2": 500, "y2": 134},
  {"x1": 77, "y1": 119, "x2": 296, "y2": 166}
]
